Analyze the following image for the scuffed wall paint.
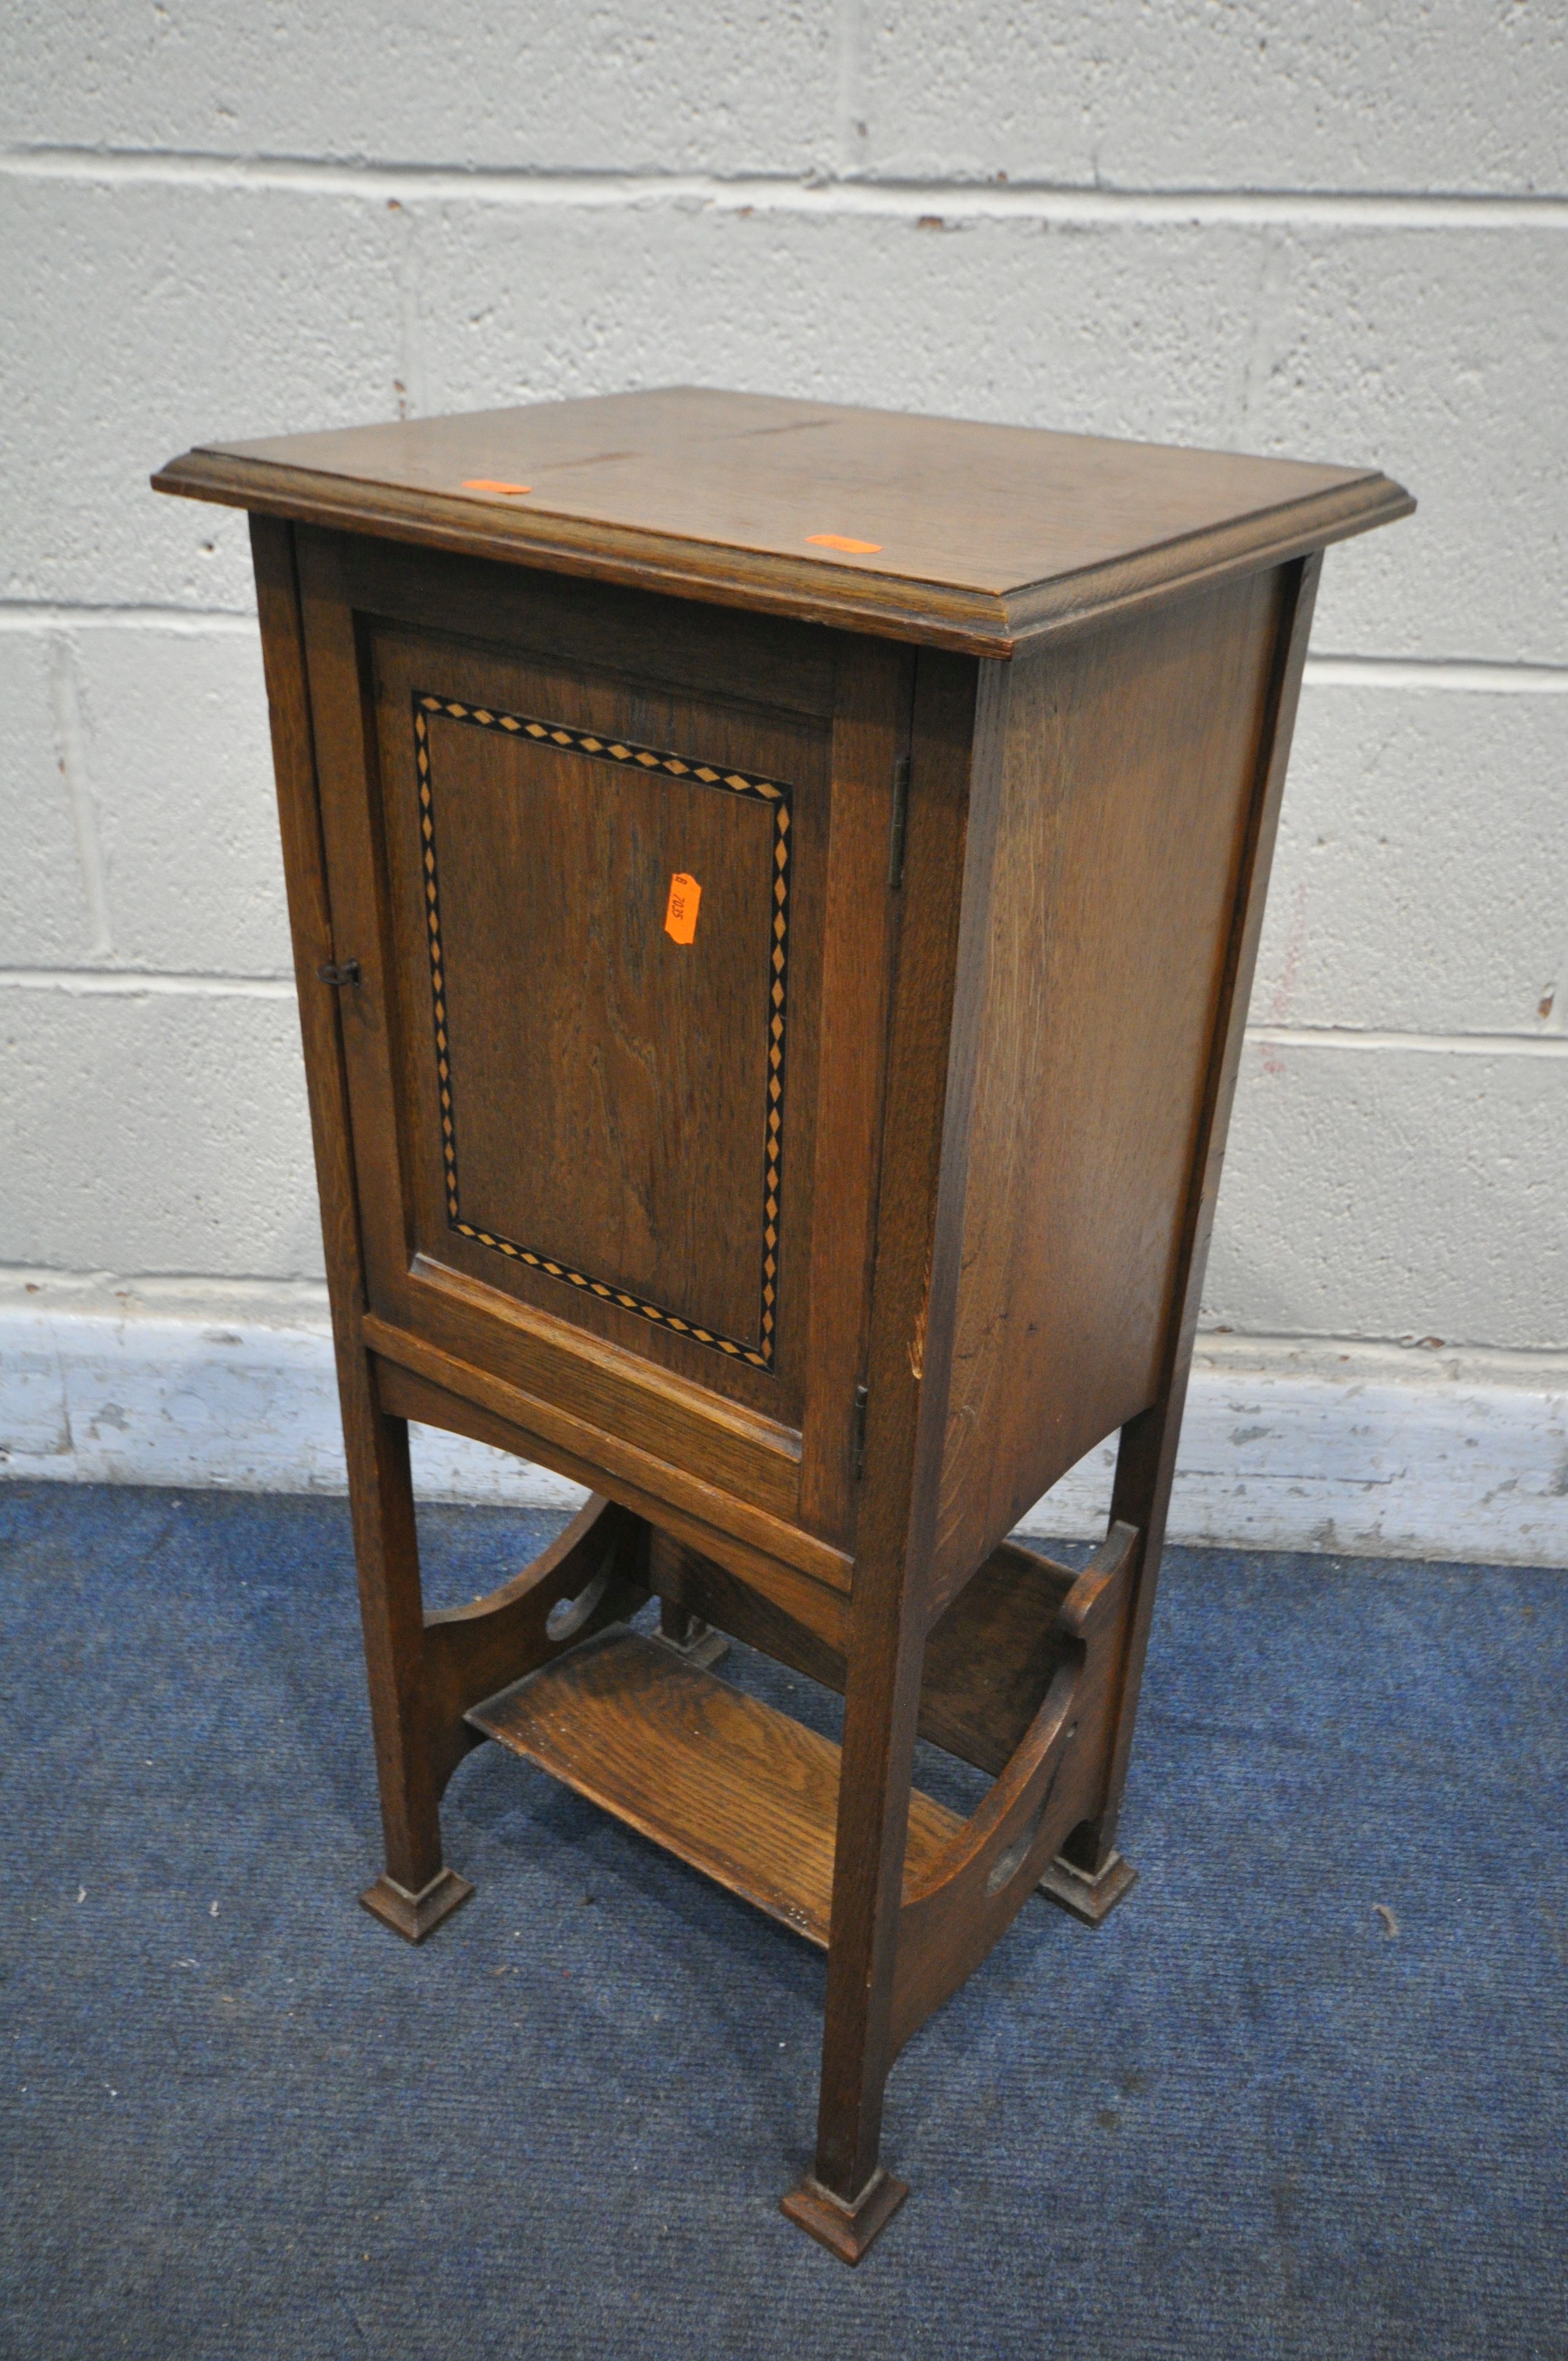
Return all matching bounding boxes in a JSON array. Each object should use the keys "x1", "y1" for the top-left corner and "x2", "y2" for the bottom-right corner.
[
  {"x1": 2, "y1": 4, "x2": 1566, "y2": 1539},
  {"x1": 3, "y1": 1293, "x2": 1563, "y2": 1566}
]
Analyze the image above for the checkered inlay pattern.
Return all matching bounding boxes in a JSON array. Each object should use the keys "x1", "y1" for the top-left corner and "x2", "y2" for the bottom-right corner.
[{"x1": 412, "y1": 692, "x2": 792, "y2": 1370}]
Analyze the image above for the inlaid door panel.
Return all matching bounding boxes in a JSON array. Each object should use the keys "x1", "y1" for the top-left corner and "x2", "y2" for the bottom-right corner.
[
  {"x1": 295, "y1": 531, "x2": 905, "y2": 1547},
  {"x1": 370, "y1": 623, "x2": 823, "y2": 1415},
  {"x1": 401, "y1": 665, "x2": 791, "y2": 1366}
]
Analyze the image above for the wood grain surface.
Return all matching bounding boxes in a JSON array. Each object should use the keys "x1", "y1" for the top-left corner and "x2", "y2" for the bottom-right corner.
[
  {"x1": 423, "y1": 1493, "x2": 650, "y2": 1798},
  {"x1": 470, "y1": 1629, "x2": 961, "y2": 1946},
  {"x1": 809, "y1": 646, "x2": 1009, "y2": 2203},
  {"x1": 320, "y1": 557, "x2": 834, "y2": 1420},
  {"x1": 218, "y1": 415, "x2": 1412, "y2": 2251},
  {"x1": 291, "y1": 531, "x2": 907, "y2": 1550},
  {"x1": 155, "y1": 387, "x2": 1412, "y2": 655},
  {"x1": 1065, "y1": 554, "x2": 1329, "y2": 1880},
  {"x1": 888, "y1": 1524, "x2": 1138, "y2": 2058},
  {"x1": 368, "y1": 1342, "x2": 852, "y2": 1620},
  {"x1": 383, "y1": 651, "x2": 792, "y2": 1356},
  {"x1": 247, "y1": 516, "x2": 448, "y2": 1903},
  {"x1": 929, "y1": 565, "x2": 1288, "y2": 1609},
  {"x1": 651, "y1": 1529, "x2": 1084, "y2": 1783}
]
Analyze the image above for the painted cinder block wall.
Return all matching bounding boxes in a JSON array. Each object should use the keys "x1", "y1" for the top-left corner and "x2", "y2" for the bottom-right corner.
[{"x1": 3, "y1": 4, "x2": 1566, "y2": 1558}]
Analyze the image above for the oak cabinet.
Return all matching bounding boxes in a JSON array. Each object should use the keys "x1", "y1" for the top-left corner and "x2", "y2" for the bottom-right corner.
[{"x1": 156, "y1": 388, "x2": 1411, "y2": 2259}]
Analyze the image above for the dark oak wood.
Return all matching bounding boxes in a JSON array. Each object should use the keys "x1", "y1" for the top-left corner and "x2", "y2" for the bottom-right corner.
[
  {"x1": 159, "y1": 387, "x2": 1411, "y2": 655},
  {"x1": 652, "y1": 1530, "x2": 1085, "y2": 1783},
  {"x1": 1037, "y1": 1847, "x2": 1139, "y2": 1927},
  {"x1": 646, "y1": 1531, "x2": 849, "y2": 1688},
  {"x1": 796, "y1": 638, "x2": 910, "y2": 1535},
  {"x1": 249, "y1": 515, "x2": 451, "y2": 1912},
  {"x1": 362, "y1": 607, "x2": 831, "y2": 1395},
  {"x1": 780, "y1": 2167, "x2": 910, "y2": 2267},
  {"x1": 157, "y1": 395, "x2": 1411, "y2": 2264},
  {"x1": 1061, "y1": 552, "x2": 1327, "y2": 1886},
  {"x1": 929, "y1": 564, "x2": 1291, "y2": 1608},
  {"x1": 470, "y1": 1629, "x2": 962, "y2": 1946},
  {"x1": 360, "y1": 1865, "x2": 475, "y2": 1944},
  {"x1": 337, "y1": 530, "x2": 841, "y2": 723},
  {"x1": 423, "y1": 1492, "x2": 650, "y2": 1796},
  {"x1": 885, "y1": 1524, "x2": 1136, "y2": 2058},
  {"x1": 289, "y1": 527, "x2": 900, "y2": 1553},
  {"x1": 920, "y1": 1541, "x2": 1079, "y2": 1775},
  {"x1": 810, "y1": 646, "x2": 1009, "y2": 2208},
  {"x1": 368, "y1": 1335, "x2": 851, "y2": 1618}
]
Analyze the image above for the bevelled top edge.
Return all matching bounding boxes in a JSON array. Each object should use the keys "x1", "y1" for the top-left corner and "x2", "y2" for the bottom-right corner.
[
  {"x1": 152, "y1": 444, "x2": 1413, "y2": 657},
  {"x1": 1000, "y1": 471, "x2": 1416, "y2": 644}
]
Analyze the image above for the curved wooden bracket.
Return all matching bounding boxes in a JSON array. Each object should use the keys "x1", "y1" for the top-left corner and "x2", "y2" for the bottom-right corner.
[
  {"x1": 888, "y1": 1519, "x2": 1139, "y2": 2055},
  {"x1": 422, "y1": 1494, "x2": 650, "y2": 1796}
]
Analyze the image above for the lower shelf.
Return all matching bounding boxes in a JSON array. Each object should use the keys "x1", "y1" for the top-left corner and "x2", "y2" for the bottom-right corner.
[{"x1": 467, "y1": 1628, "x2": 963, "y2": 1946}]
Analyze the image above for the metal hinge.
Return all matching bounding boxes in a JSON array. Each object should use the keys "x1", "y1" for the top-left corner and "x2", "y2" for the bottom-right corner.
[
  {"x1": 316, "y1": 958, "x2": 362, "y2": 989},
  {"x1": 887, "y1": 753, "x2": 911, "y2": 891},
  {"x1": 852, "y1": 1381, "x2": 869, "y2": 1481}
]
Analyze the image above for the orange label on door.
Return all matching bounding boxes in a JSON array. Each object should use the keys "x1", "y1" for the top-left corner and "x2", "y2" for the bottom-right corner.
[{"x1": 664, "y1": 872, "x2": 701, "y2": 945}]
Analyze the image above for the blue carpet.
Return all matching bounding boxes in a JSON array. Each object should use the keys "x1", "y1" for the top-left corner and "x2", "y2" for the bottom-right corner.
[{"x1": 0, "y1": 1482, "x2": 1563, "y2": 2360}]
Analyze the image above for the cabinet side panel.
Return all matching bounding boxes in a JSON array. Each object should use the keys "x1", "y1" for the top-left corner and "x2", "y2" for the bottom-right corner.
[{"x1": 931, "y1": 567, "x2": 1287, "y2": 1606}]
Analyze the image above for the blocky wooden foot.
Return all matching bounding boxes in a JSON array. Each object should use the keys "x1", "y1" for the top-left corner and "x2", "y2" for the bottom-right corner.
[
  {"x1": 1038, "y1": 1847, "x2": 1138, "y2": 1927},
  {"x1": 780, "y1": 2168, "x2": 910, "y2": 2264},
  {"x1": 651, "y1": 1609, "x2": 731, "y2": 1672},
  {"x1": 359, "y1": 1865, "x2": 475, "y2": 1944}
]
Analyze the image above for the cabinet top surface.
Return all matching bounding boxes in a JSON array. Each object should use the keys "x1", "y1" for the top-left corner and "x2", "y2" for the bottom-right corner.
[{"x1": 155, "y1": 385, "x2": 1412, "y2": 653}]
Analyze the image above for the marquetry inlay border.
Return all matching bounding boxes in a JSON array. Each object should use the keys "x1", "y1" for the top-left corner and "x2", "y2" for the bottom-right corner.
[{"x1": 412, "y1": 692, "x2": 792, "y2": 1370}]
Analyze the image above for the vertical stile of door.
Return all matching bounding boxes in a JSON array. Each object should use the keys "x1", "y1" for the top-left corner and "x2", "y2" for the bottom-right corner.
[
  {"x1": 797, "y1": 637, "x2": 914, "y2": 1543},
  {"x1": 813, "y1": 649, "x2": 1013, "y2": 2204}
]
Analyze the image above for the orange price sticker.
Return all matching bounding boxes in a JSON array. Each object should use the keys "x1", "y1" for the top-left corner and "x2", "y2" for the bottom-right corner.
[
  {"x1": 664, "y1": 872, "x2": 701, "y2": 946},
  {"x1": 807, "y1": 532, "x2": 883, "y2": 554},
  {"x1": 461, "y1": 478, "x2": 533, "y2": 496}
]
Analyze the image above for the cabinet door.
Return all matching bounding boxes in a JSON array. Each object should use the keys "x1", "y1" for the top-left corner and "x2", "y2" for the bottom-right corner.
[{"x1": 297, "y1": 531, "x2": 904, "y2": 1549}]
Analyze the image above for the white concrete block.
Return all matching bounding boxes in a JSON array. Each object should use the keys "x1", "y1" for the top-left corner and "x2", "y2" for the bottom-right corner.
[
  {"x1": 0, "y1": 632, "x2": 99, "y2": 965},
  {"x1": 0, "y1": 1304, "x2": 345, "y2": 1491},
  {"x1": 1204, "y1": 1040, "x2": 1568, "y2": 1354},
  {"x1": 412, "y1": 206, "x2": 1556, "y2": 666},
  {"x1": 0, "y1": 3, "x2": 833, "y2": 177},
  {"x1": 856, "y1": 2, "x2": 1568, "y2": 194},
  {"x1": 0, "y1": 983, "x2": 321, "y2": 1279},
  {"x1": 0, "y1": 1295, "x2": 588, "y2": 1508},
  {"x1": 1022, "y1": 1337, "x2": 1568, "y2": 1568},
  {"x1": 405, "y1": 1423, "x2": 589, "y2": 1513},
  {"x1": 1246, "y1": 229, "x2": 1565, "y2": 665},
  {"x1": 7, "y1": 179, "x2": 1558, "y2": 667},
  {"x1": 74, "y1": 628, "x2": 291, "y2": 976},
  {"x1": 1, "y1": 1340, "x2": 73, "y2": 1457},
  {"x1": 1, "y1": 178, "x2": 402, "y2": 613},
  {"x1": 4, "y1": 1297, "x2": 1562, "y2": 1564},
  {"x1": 412, "y1": 202, "x2": 1264, "y2": 454},
  {"x1": 1257, "y1": 679, "x2": 1568, "y2": 1037}
]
